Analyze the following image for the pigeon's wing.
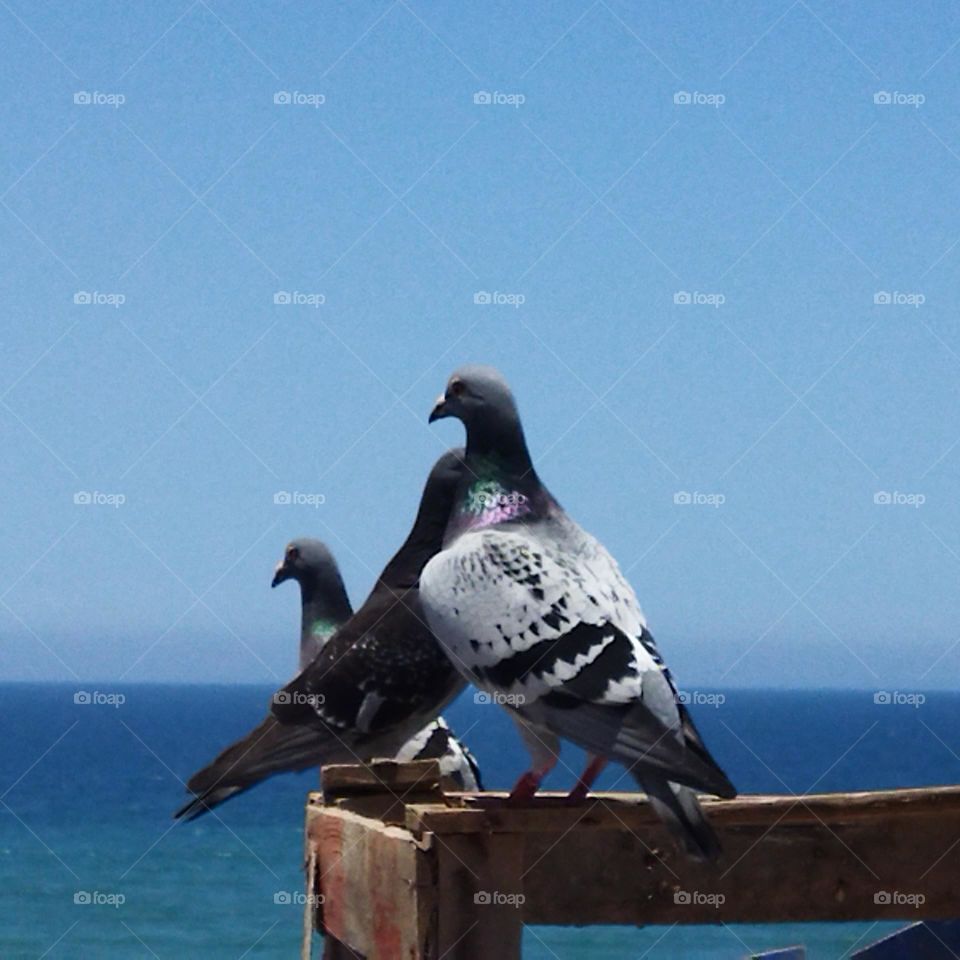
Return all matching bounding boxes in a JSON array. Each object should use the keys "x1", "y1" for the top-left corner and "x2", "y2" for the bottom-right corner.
[
  {"x1": 421, "y1": 526, "x2": 734, "y2": 798},
  {"x1": 175, "y1": 714, "x2": 331, "y2": 820},
  {"x1": 272, "y1": 587, "x2": 466, "y2": 742},
  {"x1": 395, "y1": 718, "x2": 483, "y2": 791}
]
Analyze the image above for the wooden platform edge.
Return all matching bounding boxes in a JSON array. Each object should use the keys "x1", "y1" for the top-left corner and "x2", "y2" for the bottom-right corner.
[{"x1": 304, "y1": 762, "x2": 960, "y2": 959}]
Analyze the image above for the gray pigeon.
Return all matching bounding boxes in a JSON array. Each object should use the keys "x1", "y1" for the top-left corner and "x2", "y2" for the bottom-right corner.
[
  {"x1": 420, "y1": 366, "x2": 736, "y2": 861},
  {"x1": 271, "y1": 537, "x2": 353, "y2": 671},
  {"x1": 174, "y1": 455, "x2": 481, "y2": 820}
]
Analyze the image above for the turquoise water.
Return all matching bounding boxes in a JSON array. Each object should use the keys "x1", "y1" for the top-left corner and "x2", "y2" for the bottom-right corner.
[{"x1": 3, "y1": 684, "x2": 954, "y2": 958}]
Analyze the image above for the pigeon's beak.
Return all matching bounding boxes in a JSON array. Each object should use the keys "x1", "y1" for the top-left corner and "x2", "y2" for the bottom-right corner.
[
  {"x1": 428, "y1": 392, "x2": 450, "y2": 423},
  {"x1": 271, "y1": 561, "x2": 291, "y2": 588}
]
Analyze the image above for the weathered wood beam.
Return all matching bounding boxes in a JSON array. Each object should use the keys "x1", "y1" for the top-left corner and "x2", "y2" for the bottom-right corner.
[{"x1": 305, "y1": 763, "x2": 960, "y2": 959}]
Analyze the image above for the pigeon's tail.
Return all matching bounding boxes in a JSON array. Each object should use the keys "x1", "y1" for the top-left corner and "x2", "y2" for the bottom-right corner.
[
  {"x1": 174, "y1": 716, "x2": 327, "y2": 821},
  {"x1": 633, "y1": 772, "x2": 723, "y2": 863}
]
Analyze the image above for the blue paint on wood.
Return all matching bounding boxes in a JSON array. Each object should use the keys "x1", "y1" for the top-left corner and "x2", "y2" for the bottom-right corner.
[
  {"x1": 852, "y1": 921, "x2": 960, "y2": 958},
  {"x1": 751, "y1": 948, "x2": 805, "y2": 959}
]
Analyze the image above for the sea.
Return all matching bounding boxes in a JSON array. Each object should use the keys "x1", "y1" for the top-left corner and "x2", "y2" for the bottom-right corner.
[{"x1": 2, "y1": 684, "x2": 955, "y2": 959}]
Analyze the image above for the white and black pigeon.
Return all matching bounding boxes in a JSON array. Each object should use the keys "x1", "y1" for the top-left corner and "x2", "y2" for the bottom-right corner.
[
  {"x1": 174, "y1": 455, "x2": 481, "y2": 821},
  {"x1": 419, "y1": 366, "x2": 736, "y2": 861}
]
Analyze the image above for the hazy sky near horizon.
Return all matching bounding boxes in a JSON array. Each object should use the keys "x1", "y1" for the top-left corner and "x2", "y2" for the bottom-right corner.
[{"x1": 4, "y1": 1, "x2": 960, "y2": 687}]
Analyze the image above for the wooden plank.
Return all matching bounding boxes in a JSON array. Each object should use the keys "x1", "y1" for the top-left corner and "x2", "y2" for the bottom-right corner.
[
  {"x1": 305, "y1": 770, "x2": 960, "y2": 957},
  {"x1": 403, "y1": 786, "x2": 960, "y2": 926},
  {"x1": 405, "y1": 785, "x2": 960, "y2": 836},
  {"x1": 309, "y1": 807, "x2": 435, "y2": 959},
  {"x1": 322, "y1": 758, "x2": 444, "y2": 799}
]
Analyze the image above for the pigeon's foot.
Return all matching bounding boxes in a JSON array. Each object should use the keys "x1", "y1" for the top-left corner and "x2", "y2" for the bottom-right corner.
[
  {"x1": 565, "y1": 754, "x2": 608, "y2": 805},
  {"x1": 507, "y1": 759, "x2": 556, "y2": 806}
]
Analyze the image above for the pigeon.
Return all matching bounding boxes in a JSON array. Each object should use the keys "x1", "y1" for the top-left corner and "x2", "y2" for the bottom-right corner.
[
  {"x1": 174, "y1": 450, "x2": 479, "y2": 820},
  {"x1": 419, "y1": 366, "x2": 736, "y2": 861}
]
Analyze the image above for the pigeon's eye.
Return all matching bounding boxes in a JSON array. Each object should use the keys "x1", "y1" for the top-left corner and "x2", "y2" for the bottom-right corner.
[
  {"x1": 287, "y1": 546, "x2": 300, "y2": 562},
  {"x1": 449, "y1": 379, "x2": 465, "y2": 398}
]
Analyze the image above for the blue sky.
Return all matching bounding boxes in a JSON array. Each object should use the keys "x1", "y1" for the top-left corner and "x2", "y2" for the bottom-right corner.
[{"x1": 3, "y1": 0, "x2": 960, "y2": 687}]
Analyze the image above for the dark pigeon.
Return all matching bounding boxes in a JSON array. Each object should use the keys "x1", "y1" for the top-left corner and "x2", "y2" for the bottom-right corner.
[
  {"x1": 420, "y1": 366, "x2": 736, "y2": 861},
  {"x1": 175, "y1": 450, "x2": 478, "y2": 821}
]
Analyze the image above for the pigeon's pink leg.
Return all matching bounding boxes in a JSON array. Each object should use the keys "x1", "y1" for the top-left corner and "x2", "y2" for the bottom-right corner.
[
  {"x1": 565, "y1": 754, "x2": 608, "y2": 804},
  {"x1": 507, "y1": 756, "x2": 558, "y2": 805}
]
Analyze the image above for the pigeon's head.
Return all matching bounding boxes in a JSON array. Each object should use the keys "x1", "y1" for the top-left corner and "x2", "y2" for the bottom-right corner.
[
  {"x1": 429, "y1": 365, "x2": 519, "y2": 428},
  {"x1": 271, "y1": 538, "x2": 339, "y2": 589},
  {"x1": 429, "y1": 366, "x2": 526, "y2": 459}
]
